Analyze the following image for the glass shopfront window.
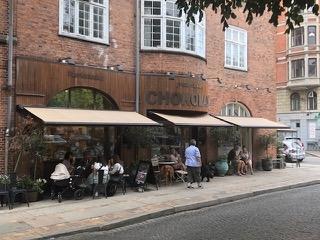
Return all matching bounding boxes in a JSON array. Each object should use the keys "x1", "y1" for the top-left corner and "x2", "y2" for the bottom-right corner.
[{"x1": 41, "y1": 87, "x2": 118, "y2": 178}]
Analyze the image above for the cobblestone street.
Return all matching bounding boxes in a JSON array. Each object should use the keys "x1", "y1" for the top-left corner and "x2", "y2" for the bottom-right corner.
[{"x1": 58, "y1": 184, "x2": 320, "y2": 240}]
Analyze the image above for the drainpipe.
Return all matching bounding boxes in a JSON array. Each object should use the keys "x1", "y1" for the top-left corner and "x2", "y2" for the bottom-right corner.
[
  {"x1": 135, "y1": 0, "x2": 140, "y2": 113},
  {"x1": 4, "y1": 0, "x2": 14, "y2": 174}
]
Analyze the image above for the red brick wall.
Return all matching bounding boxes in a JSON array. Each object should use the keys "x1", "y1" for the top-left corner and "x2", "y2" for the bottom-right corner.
[
  {"x1": 0, "y1": 0, "x2": 8, "y2": 173},
  {"x1": 142, "y1": 11, "x2": 277, "y2": 121},
  {"x1": 15, "y1": 0, "x2": 136, "y2": 69},
  {"x1": 0, "y1": 1, "x2": 277, "y2": 171}
]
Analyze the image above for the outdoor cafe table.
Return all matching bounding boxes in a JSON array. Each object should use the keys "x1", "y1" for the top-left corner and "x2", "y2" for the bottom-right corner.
[{"x1": 158, "y1": 161, "x2": 175, "y2": 165}]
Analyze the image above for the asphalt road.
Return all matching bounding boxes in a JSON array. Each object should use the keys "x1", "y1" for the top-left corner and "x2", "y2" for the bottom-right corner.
[{"x1": 56, "y1": 182, "x2": 320, "y2": 240}]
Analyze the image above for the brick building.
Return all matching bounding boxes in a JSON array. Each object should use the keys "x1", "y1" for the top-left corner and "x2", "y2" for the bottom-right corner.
[
  {"x1": 276, "y1": 7, "x2": 320, "y2": 149},
  {"x1": 0, "y1": 0, "x2": 282, "y2": 175}
]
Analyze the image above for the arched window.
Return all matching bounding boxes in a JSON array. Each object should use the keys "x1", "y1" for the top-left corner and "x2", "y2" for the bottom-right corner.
[
  {"x1": 290, "y1": 93, "x2": 300, "y2": 111},
  {"x1": 307, "y1": 91, "x2": 317, "y2": 110},
  {"x1": 220, "y1": 102, "x2": 251, "y2": 117},
  {"x1": 48, "y1": 87, "x2": 116, "y2": 110}
]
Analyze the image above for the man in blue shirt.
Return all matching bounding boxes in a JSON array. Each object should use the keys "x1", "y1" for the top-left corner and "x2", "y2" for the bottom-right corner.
[{"x1": 185, "y1": 139, "x2": 202, "y2": 188}]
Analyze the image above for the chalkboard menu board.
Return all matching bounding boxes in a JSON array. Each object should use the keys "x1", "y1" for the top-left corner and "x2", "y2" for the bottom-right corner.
[{"x1": 134, "y1": 161, "x2": 151, "y2": 187}]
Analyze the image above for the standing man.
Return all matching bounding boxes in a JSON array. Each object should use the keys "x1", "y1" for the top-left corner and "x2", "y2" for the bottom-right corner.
[{"x1": 185, "y1": 139, "x2": 202, "y2": 189}]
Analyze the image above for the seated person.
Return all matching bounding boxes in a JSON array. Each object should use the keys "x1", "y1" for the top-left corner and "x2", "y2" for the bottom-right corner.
[
  {"x1": 227, "y1": 145, "x2": 246, "y2": 176},
  {"x1": 50, "y1": 161, "x2": 70, "y2": 181},
  {"x1": 62, "y1": 151, "x2": 75, "y2": 175},
  {"x1": 87, "y1": 158, "x2": 109, "y2": 185},
  {"x1": 240, "y1": 146, "x2": 253, "y2": 175},
  {"x1": 169, "y1": 148, "x2": 186, "y2": 171},
  {"x1": 50, "y1": 159, "x2": 71, "y2": 195},
  {"x1": 109, "y1": 154, "x2": 124, "y2": 181}
]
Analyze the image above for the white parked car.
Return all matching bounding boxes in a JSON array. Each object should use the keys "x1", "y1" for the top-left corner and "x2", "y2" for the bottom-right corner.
[{"x1": 282, "y1": 138, "x2": 305, "y2": 162}]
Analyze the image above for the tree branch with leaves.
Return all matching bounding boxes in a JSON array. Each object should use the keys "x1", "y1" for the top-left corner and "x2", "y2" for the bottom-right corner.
[
  {"x1": 176, "y1": 0, "x2": 319, "y2": 32},
  {"x1": 9, "y1": 116, "x2": 46, "y2": 177}
]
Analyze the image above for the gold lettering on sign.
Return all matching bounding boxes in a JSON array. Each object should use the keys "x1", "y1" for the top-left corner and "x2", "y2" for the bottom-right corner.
[
  {"x1": 68, "y1": 71, "x2": 104, "y2": 81},
  {"x1": 145, "y1": 91, "x2": 209, "y2": 107}
]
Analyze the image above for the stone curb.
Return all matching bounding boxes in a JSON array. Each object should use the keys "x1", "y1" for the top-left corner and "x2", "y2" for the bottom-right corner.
[
  {"x1": 38, "y1": 180, "x2": 320, "y2": 240},
  {"x1": 306, "y1": 151, "x2": 320, "y2": 158}
]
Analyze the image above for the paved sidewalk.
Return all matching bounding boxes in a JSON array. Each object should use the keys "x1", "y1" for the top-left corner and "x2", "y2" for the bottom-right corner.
[{"x1": 1, "y1": 162, "x2": 320, "y2": 240}]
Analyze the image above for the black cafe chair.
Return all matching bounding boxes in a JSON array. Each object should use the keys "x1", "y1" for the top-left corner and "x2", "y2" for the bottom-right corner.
[
  {"x1": 92, "y1": 170, "x2": 108, "y2": 199},
  {"x1": 8, "y1": 173, "x2": 29, "y2": 209},
  {"x1": 0, "y1": 183, "x2": 11, "y2": 209}
]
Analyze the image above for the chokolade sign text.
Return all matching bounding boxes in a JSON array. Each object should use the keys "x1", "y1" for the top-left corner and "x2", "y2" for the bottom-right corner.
[{"x1": 145, "y1": 91, "x2": 209, "y2": 107}]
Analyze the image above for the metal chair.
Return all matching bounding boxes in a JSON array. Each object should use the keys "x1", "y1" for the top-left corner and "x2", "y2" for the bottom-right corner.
[
  {"x1": 150, "y1": 156, "x2": 161, "y2": 190},
  {"x1": 174, "y1": 170, "x2": 188, "y2": 183},
  {"x1": 0, "y1": 183, "x2": 11, "y2": 209},
  {"x1": 107, "y1": 174, "x2": 126, "y2": 196},
  {"x1": 8, "y1": 173, "x2": 29, "y2": 209},
  {"x1": 92, "y1": 170, "x2": 108, "y2": 199}
]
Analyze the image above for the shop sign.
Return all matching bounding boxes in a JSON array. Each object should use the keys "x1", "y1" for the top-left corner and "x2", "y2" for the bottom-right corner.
[
  {"x1": 68, "y1": 71, "x2": 104, "y2": 81},
  {"x1": 145, "y1": 91, "x2": 209, "y2": 107}
]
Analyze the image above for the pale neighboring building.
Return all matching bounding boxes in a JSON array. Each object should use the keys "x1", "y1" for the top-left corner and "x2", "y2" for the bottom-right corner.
[{"x1": 276, "y1": 7, "x2": 320, "y2": 150}]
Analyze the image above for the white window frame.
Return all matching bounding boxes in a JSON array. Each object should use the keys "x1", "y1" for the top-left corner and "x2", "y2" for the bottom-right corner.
[
  {"x1": 220, "y1": 102, "x2": 251, "y2": 117},
  {"x1": 307, "y1": 91, "x2": 317, "y2": 110},
  {"x1": 141, "y1": 0, "x2": 206, "y2": 58},
  {"x1": 291, "y1": 59, "x2": 305, "y2": 78},
  {"x1": 308, "y1": 58, "x2": 317, "y2": 77},
  {"x1": 291, "y1": 26, "x2": 304, "y2": 47},
  {"x1": 290, "y1": 93, "x2": 300, "y2": 111},
  {"x1": 224, "y1": 26, "x2": 248, "y2": 71},
  {"x1": 59, "y1": 0, "x2": 109, "y2": 44}
]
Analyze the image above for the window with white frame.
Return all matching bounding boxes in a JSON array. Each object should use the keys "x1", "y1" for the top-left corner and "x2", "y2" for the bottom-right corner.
[
  {"x1": 225, "y1": 26, "x2": 247, "y2": 71},
  {"x1": 290, "y1": 93, "x2": 300, "y2": 111},
  {"x1": 220, "y1": 102, "x2": 251, "y2": 117},
  {"x1": 308, "y1": 58, "x2": 317, "y2": 77},
  {"x1": 307, "y1": 91, "x2": 317, "y2": 110},
  {"x1": 291, "y1": 27, "x2": 304, "y2": 47},
  {"x1": 141, "y1": 0, "x2": 206, "y2": 57},
  {"x1": 308, "y1": 26, "x2": 316, "y2": 45},
  {"x1": 59, "y1": 0, "x2": 109, "y2": 44},
  {"x1": 291, "y1": 59, "x2": 305, "y2": 78}
]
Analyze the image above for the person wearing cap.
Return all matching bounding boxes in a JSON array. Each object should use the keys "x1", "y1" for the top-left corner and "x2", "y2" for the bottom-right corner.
[{"x1": 185, "y1": 139, "x2": 202, "y2": 189}]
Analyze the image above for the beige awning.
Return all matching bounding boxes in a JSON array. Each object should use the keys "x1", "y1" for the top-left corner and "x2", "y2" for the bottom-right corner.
[
  {"x1": 215, "y1": 116, "x2": 289, "y2": 129},
  {"x1": 151, "y1": 112, "x2": 232, "y2": 127},
  {"x1": 23, "y1": 107, "x2": 160, "y2": 126}
]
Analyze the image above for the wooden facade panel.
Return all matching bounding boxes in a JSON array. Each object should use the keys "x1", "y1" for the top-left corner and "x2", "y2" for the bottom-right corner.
[
  {"x1": 16, "y1": 96, "x2": 46, "y2": 106},
  {"x1": 141, "y1": 74, "x2": 209, "y2": 113},
  {"x1": 16, "y1": 57, "x2": 136, "y2": 110},
  {"x1": 16, "y1": 58, "x2": 209, "y2": 114}
]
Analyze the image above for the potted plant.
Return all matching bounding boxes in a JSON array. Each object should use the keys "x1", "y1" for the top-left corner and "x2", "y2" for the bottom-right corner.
[
  {"x1": 17, "y1": 176, "x2": 47, "y2": 202},
  {"x1": 215, "y1": 155, "x2": 229, "y2": 176},
  {"x1": 259, "y1": 132, "x2": 277, "y2": 171},
  {"x1": 0, "y1": 174, "x2": 10, "y2": 190}
]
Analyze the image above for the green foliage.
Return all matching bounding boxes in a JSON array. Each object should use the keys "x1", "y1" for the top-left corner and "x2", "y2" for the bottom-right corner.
[
  {"x1": 123, "y1": 127, "x2": 158, "y2": 147},
  {"x1": 9, "y1": 116, "x2": 46, "y2": 174},
  {"x1": 259, "y1": 132, "x2": 277, "y2": 159},
  {"x1": 17, "y1": 176, "x2": 47, "y2": 194},
  {"x1": 0, "y1": 174, "x2": 10, "y2": 185},
  {"x1": 48, "y1": 88, "x2": 114, "y2": 110},
  {"x1": 175, "y1": 0, "x2": 319, "y2": 32}
]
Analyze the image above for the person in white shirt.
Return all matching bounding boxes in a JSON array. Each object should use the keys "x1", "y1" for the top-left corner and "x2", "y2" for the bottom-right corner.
[
  {"x1": 87, "y1": 159, "x2": 109, "y2": 185},
  {"x1": 50, "y1": 162, "x2": 70, "y2": 181},
  {"x1": 109, "y1": 155, "x2": 124, "y2": 183},
  {"x1": 109, "y1": 155, "x2": 124, "y2": 175}
]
